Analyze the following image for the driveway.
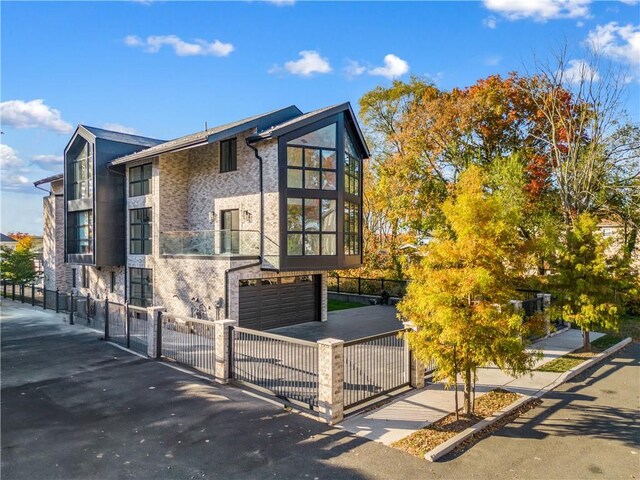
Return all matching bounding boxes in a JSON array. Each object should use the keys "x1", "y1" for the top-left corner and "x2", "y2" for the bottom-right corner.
[
  {"x1": 2, "y1": 301, "x2": 638, "y2": 479},
  {"x1": 270, "y1": 305, "x2": 402, "y2": 341}
]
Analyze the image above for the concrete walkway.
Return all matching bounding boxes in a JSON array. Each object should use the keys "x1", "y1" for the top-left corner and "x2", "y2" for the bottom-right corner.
[{"x1": 339, "y1": 328, "x2": 604, "y2": 445}]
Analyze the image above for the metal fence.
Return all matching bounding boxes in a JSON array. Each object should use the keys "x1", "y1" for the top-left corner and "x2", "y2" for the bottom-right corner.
[
  {"x1": 343, "y1": 329, "x2": 410, "y2": 410},
  {"x1": 127, "y1": 305, "x2": 149, "y2": 355},
  {"x1": 327, "y1": 275, "x2": 408, "y2": 298},
  {"x1": 229, "y1": 326, "x2": 319, "y2": 409},
  {"x1": 522, "y1": 296, "x2": 544, "y2": 317},
  {"x1": 160, "y1": 313, "x2": 216, "y2": 375}
]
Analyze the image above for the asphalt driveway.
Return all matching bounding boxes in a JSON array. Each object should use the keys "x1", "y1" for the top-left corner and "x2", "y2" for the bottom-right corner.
[{"x1": 2, "y1": 300, "x2": 638, "y2": 479}]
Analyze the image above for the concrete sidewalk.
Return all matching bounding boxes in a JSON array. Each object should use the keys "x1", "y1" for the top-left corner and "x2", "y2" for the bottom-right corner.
[{"x1": 339, "y1": 328, "x2": 604, "y2": 445}]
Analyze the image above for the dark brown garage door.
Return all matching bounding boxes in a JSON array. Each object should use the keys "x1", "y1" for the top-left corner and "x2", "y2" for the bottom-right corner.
[{"x1": 238, "y1": 275, "x2": 319, "y2": 330}]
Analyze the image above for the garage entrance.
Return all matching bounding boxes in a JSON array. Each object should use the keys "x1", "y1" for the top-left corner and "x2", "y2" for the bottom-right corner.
[{"x1": 238, "y1": 274, "x2": 320, "y2": 330}]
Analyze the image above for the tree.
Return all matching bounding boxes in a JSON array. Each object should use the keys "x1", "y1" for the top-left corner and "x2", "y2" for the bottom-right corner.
[
  {"x1": 548, "y1": 213, "x2": 622, "y2": 351},
  {"x1": 0, "y1": 236, "x2": 39, "y2": 285},
  {"x1": 398, "y1": 166, "x2": 537, "y2": 416}
]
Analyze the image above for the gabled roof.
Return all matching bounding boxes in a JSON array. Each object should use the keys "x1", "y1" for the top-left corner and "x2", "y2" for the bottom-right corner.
[
  {"x1": 81, "y1": 125, "x2": 166, "y2": 147},
  {"x1": 110, "y1": 105, "x2": 303, "y2": 166},
  {"x1": 33, "y1": 173, "x2": 63, "y2": 186},
  {"x1": 247, "y1": 102, "x2": 370, "y2": 158},
  {"x1": 0, "y1": 233, "x2": 17, "y2": 243}
]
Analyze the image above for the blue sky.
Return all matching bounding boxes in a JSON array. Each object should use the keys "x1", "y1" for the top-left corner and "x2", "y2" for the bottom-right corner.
[{"x1": 1, "y1": 0, "x2": 639, "y2": 234}]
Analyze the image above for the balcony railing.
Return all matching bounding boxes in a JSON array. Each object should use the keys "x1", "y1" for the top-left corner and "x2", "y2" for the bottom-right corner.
[{"x1": 159, "y1": 230, "x2": 260, "y2": 257}]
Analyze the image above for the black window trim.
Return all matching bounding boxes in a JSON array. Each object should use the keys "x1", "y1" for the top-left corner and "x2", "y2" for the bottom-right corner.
[
  {"x1": 129, "y1": 207, "x2": 152, "y2": 255},
  {"x1": 129, "y1": 267, "x2": 153, "y2": 308},
  {"x1": 68, "y1": 210, "x2": 93, "y2": 255},
  {"x1": 220, "y1": 137, "x2": 238, "y2": 173},
  {"x1": 129, "y1": 163, "x2": 152, "y2": 197}
]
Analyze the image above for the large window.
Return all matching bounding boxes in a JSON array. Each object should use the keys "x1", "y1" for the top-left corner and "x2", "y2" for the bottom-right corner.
[
  {"x1": 344, "y1": 201, "x2": 360, "y2": 255},
  {"x1": 68, "y1": 210, "x2": 93, "y2": 254},
  {"x1": 286, "y1": 124, "x2": 337, "y2": 190},
  {"x1": 129, "y1": 163, "x2": 152, "y2": 197},
  {"x1": 345, "y1": 134, "x2": 361, "y2": 196},
  {"x1": 220, "y1": 138, "x2": 237, "y2": 173},
  {"x1": 287, "y1": 198, "x2": 337, "y2": 256},
  {"x1": 69, "y1": 143, "x2": 93, "y2": 200},
  {"x1": 130, "y1": 208, "x2": 152, "y2": 255},
  {"x1": 130, "y1": 268, "x2": 153, "y2": 307}
]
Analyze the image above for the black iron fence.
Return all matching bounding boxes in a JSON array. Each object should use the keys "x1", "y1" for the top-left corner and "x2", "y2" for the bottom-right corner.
[
  {"x1": 229, "y1": 326, "x2": 319, "y2": 409},
  {"x1": 343, "y1": 329, "x2": 410, "y2": 409},
  {"x1": 328, "y1": 275, "x2": 408, "y2": 298},
  {"x1": 159, "y1": 313, "x2": 216, "y2": 375}
]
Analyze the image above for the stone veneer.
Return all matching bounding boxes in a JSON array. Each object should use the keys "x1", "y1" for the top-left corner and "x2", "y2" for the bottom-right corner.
[{"x1": 42, "y1": 178, "x2": 71, "y2": 292}]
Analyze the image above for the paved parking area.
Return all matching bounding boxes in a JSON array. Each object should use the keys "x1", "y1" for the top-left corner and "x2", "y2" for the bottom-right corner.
[
  {"x1": 2, "y1": 301, "x2": 638, "y2": 480},
  {"x1": 270, "y1": 305, "x2": 402, "y2": 341}
]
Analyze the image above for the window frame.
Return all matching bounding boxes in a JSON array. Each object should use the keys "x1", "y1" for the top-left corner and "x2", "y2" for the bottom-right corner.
[
  {"x1": 220, "y1": 138, "x2": 238, "y2": 173},
  {"x1": 344, "y1": 201, "x2": 360, "y2": 256},
  {"x1": 72, "y1": 268, "x2": 77, "y2": 288},
  {"x1": 67, "y1": 210, "x2": 93, "y2": 254},
  {"x1": 129, "y1": 267, "x2": 153, "y2": 308},
  {"x1": 129, "y1": 163, "x2": 152, "y2": 197},
  {"x1": 81, "y1": 266, "x2": 89, "y2": 289},
  {"x1": 286, "y1": 197, "x2": 337, "y2": 256},
  {"x1": 110, "y1": 271, "x2": 116, "y2": 293},
  {"x1": 68, "y1": 142, "x2": 93, "y2": 200},
  {"x1": 129, "y1": 207, "x2": 152, "y2": 255}
]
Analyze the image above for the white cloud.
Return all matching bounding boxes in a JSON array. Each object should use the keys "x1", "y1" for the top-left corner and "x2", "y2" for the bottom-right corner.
[
  {"x1": 0, "y1": 144, "x2": 23, "y2": 169},
  {"x1": 31, "y1": 154, "x2": 63, "y2": 170},
  {"x1": 125, "y1": 35, "x2": 234, "y2": 57},
  {"x1": 620, "y1": 0, "x2": 639, "y2": 5},
  {"x1": 265, "y1": 0, "x2": 295, "y2": 5},
  {"x1": 270, "y1": 50, "x2": 332, "y2": 77},
  {"x1": 484, "y1": 54, "x2": 503, "y2": 66},
  {"x1": 483, "y1": 0, "x2": 591, "y2": 21},
  {"x1": 483, "y1": 16, "x2": 498, "y2": 29},
  {"x1": 586, "y1": 22, "x2": 640, "y2": 66},
  {"x1": 344, "y1": 59, "x2": 366, "y2": 78},
  {"x1": 0, "y1": 99, "x2": 73, "y2": 134},
  {"x1": 103, "y1": 123, "x2": 138, "y2": 134},
  {"x1": 561, "y1": 59, "x2": 601, "y2": 83},
  {"x1": 368, "y1": 54, "x2": 410, "y2": 79}
]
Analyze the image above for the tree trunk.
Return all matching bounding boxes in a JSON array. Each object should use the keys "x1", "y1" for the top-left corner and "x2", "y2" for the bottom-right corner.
[
  {"x1": 453, "y1": 345, "x2": 459, "y2": 421},
  {"x1": 464, "y1": 367, "x2": 472, "y2": 416},
  {"x1": 583, "y1": 329, "x2": 591, "y2": 352}
]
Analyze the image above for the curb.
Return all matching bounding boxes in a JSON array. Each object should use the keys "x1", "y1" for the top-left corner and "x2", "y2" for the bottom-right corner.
[{"x1": 424, "y1": 336, "x2": 632, "y2": 462}]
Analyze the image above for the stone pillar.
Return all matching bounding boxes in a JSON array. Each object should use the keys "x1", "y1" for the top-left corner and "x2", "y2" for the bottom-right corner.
[
  {"x1": 214, "y1": 319, "x2": 237, "y2": 384},
  {"x1": 317, "y1": 338, "x2": 344, "y2": 425},
  {"x1": 538, "y1": 293, "x2": 553, "y2": 335},
  {"x1": 403, "y1": 322, "x2": 425, "y2": 389},
  {"x1": 147, "y1": 306, "x2": 165, "y2": 358},
  {"x1": 510, "y1": 300, "x2": 523, "y2": 311}
]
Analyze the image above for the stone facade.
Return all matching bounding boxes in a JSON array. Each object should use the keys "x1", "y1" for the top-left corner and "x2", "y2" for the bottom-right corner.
[{"x1": 42, "y1": 178, "x2": 71, "y2": 291}]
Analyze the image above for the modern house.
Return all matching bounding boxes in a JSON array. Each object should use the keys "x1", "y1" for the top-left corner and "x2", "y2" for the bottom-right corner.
[
  {"x1": 0, "y1": 233, "x2": 18, "y2": 250},
  {"x1": 35, "y1": 103, "x2": 368, "y2": 330}
]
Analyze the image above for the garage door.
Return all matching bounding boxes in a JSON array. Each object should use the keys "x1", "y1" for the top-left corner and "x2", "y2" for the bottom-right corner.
[{"x1": 238, "y1": 275, "x2": 319, "y2": 330}]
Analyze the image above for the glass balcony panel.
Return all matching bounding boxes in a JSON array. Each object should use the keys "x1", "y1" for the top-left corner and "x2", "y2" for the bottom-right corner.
[{"x1": 159, "y1": 230, "x2": 260, "y2": 257}]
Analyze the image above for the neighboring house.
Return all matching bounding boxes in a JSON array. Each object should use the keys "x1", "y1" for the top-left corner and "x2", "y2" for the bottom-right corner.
[
  {"x1": 34, "y1": 103, "x2": 369, "y2": 330},
  {"x1": 0, "y1": 233, "x2": 18, "y2": 250},
  {"x1": 597, "y1": 219, "x2": 640, "y2": 269}
]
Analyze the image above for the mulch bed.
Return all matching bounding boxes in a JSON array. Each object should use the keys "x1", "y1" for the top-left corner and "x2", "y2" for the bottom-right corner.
[{"x1": 392, "y1": 388, "x2": 523, "y2": 458}]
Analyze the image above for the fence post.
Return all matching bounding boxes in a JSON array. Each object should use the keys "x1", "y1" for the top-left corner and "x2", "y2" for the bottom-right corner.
[
  {"x1": 317, "y1": 337, "x2": 344, "y2": 425},
  {"x1": 43, "y1": 288, "x2": 47, "y2": 310},
  {"x1": 55, "y1": 289, "x2": 60, "y2": 313},
  {"x1": 156, "y1": 310, "x2": 163, "y2": 359},
  {"x1": 125, "y1": 303, "x2": 131, "y2": 349},
  {"x1": 336, "y1": 276, "x2": 340, "y2": 294},
  {"x1": 31, "y1": 284, "x2": 35, "y2": 306},
  {"x1": 214, "y1": 319, "x2": 237, "y2": 383},
  {"x1": 146, "y1": 306, "x2": 164, "y2": 358},
  {"x1": 12, "y1": 283, "x2": 15, "y2": 301},
  {"x1": 20, "y1": 284, "x2": 25, "y2": 303},
  {"x1": 69, "y1": 292, "x2": 75, "y2": 325},
  {"x1": 357, "y1": 278, "x2": 361, "y2": 295},
  {"x1": 381, "y1": 278, "x2": 385, "y2": 292},
  {"x1": 3, "y1": 281, "x2": 6, "y2": 298}
]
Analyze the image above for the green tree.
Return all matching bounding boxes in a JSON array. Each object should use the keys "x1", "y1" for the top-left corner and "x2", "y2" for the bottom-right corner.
[
  {"x1": 398, "y1": 166, "x2": 537, "y2": 416},
  {"x1": 0, "y1": 236, "x2": 39, "y2": 285},
  {"x1": 548, "y1": 213, "x2": 623, "y2": 351}
]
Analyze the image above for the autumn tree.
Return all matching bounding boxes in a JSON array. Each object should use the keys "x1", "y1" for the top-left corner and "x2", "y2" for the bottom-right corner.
[
  {"x1": 398, "y1": 166, "x2": 537, "y2": 416},
  {"x1": 548, "y1": 213, "x2": 623, "y2": 351},
  {"x1": 0, "y1": 236, "x2": 39, "y2": 285}
]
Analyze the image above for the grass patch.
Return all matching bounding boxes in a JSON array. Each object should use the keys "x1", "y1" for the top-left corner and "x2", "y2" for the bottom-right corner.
[
  {"x1": 327, "y1": 298, "x2": 366, "y2": 311},
  {"x1": 536, "y1": 333, "x2": 625, "y2": 373},
  {"x1": 392, "y1": 388, "x2": 521, "y2": 458},
  {"x1": 590, "y1": 334, "x2": 622, "y2": 350}
]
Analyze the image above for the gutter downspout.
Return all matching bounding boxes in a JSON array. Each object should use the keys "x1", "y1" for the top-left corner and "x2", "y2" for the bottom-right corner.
[{"x1": 245, "y1": 139, "x2": 265, "y2": 261}]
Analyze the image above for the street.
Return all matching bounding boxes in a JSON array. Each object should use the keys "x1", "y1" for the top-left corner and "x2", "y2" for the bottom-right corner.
[{"x1": 1, "y1": 301, "x2": 638, "y2": 479}]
